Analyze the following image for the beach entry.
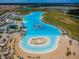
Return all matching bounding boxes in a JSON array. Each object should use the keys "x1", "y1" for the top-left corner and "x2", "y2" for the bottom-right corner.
[{"x1": 19, "y1": 11, "x2": 62, "y2": 54}]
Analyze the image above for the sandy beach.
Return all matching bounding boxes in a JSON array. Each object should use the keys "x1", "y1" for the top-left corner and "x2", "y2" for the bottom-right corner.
[{"x1": 14, "y1": 34, "x2": 79, "y2": 59}]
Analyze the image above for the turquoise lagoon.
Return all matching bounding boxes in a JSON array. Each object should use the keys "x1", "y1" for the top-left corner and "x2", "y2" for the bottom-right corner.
[{"x1": 19, "y1": 11, "x2": 62, "y2": 54}]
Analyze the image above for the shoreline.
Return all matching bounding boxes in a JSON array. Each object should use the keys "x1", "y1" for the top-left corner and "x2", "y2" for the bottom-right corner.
[
  {"x1": 18, "y1": 12, "x2": 62, "y2": 54},
  {"x1": 15, "y1": 34, "x2": 79, "y2": 59},
  {"x1": 18, "y1": 36, "x2": 61, "y2": 54}
]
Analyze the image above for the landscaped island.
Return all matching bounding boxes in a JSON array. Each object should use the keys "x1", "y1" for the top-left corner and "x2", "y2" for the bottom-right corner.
[{"x1": 29, "y1": 37, "x2": 49, "y2": 46}]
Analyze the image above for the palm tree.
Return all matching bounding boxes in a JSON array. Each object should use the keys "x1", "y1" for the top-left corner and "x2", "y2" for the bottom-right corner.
[
  {"x1": 67, "y1": 47, "x2": 70, "y2": 50},
  {"x1": 69, "y1": 40, "x2": 72, "y2": 46},
  {"x1": 66, "y1": 50, "x2": 71, "y2": 56},
  {"x1": 73, "y1": 52, "x2": 76, "y2": 56}
]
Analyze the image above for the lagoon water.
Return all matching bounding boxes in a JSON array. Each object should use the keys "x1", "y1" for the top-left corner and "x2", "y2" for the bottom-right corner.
[{"x1": 19, "y1": 11, "x2": 62, "y2": 54}]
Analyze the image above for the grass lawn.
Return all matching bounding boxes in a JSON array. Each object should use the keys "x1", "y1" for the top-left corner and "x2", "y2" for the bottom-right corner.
[{"x1": 44, "y1": 10, "x2": 79, "y2": 41}]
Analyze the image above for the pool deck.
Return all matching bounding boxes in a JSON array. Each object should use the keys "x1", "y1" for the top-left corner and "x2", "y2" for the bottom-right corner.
[{"x1": 14, "y1": 34, "x2": 79, "y2": 59}]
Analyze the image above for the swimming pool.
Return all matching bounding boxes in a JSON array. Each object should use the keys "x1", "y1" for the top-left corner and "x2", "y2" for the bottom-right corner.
[{"x1": 19, "y1": 11, "x2": 62, "y2": 54}]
